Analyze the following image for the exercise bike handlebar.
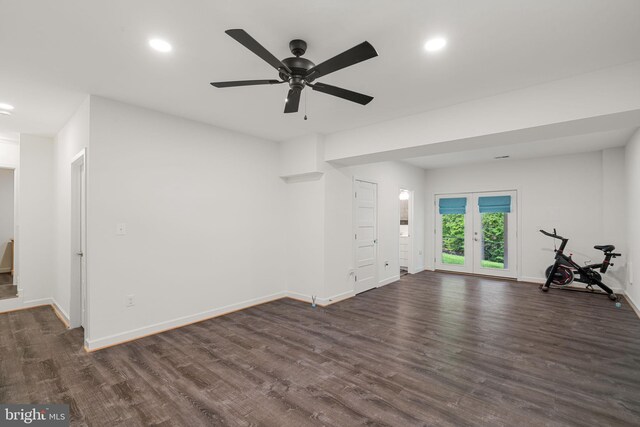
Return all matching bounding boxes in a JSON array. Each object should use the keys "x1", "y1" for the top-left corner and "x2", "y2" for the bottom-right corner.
[{"x1": 539, "y1": 229, "x2": 567, "y2": 240}]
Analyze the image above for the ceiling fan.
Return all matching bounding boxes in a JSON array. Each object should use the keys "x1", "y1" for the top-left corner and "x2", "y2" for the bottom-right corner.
[{"x1": 210, "y1": 29, "x2": 378, "y2": 113}]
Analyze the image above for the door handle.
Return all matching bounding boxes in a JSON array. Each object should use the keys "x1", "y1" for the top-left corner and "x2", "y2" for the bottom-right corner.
[
  {"x1": 374, "y1": 239, "x2": 378, "y2": 244},
  {"x1": 76, "y1": 252, "x2": 84, "y2": 257}
]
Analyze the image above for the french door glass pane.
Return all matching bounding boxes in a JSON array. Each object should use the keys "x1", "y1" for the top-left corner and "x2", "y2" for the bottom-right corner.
[
  {"x1": 442, "y1": 213, "x2": 465, "y2": 265},
  {"x1": 480, "y1": 212, "x2": 507, "y2": 269}
]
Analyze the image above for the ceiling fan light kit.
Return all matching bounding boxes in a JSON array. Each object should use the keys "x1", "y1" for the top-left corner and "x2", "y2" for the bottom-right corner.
[{"x1": 210, "y1": 29, "x2": 378, "y2": 114}]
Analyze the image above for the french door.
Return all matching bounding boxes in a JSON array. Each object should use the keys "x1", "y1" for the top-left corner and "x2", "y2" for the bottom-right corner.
[{"x1": 435, "y1": 191, "x2": 517, "y2": 278}]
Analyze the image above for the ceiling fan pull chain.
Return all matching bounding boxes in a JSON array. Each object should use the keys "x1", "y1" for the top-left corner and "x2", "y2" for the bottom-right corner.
[{"x1": 304, "y1": 89, "x2": 308, "y2": 120}]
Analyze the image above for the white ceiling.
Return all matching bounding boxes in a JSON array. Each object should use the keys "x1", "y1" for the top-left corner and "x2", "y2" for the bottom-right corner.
[
  {"x1": 1, "y1": 0, "x2": 640, "y2": 141},
  {"x1": 403, "y1": 128, "x2": 638, "y2": 170}
]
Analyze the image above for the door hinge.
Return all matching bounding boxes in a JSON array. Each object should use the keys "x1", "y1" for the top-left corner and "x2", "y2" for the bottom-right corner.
[
  {"x1": 355, "y1": 191, "x2": 357, "y2": 198},
  {"x1": 355, "y1": 275, "x2": 358, "y2": 282},
  {"x1": 355, "y1": 233, "x2": 357, "y2": 240}
]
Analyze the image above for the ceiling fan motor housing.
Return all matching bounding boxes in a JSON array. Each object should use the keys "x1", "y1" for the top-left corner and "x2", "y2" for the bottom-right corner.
[
  {"x1": 280, "y1": 48, "x2": 316, "y2": 88},
  {"x1": 289, "y1": 39, "x2": 307, "y2": 56}
]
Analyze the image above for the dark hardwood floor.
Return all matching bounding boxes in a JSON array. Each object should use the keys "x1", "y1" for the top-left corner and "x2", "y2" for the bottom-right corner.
[
  {"x1": 0, "y1": 273, "x2": 17, "y2": 300},
  {"x1": 1, "y1": 271, "x2": 640, "y2": 426}
]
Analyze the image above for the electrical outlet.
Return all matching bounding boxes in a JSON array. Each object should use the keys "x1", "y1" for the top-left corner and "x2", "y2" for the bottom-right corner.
[
  {"x1": 116, "y1": 223, "x2": 127, "y2": 235},
  {"x1": 126, "y1": 295, "x2": 135, "y2": 307},
  {"x1": 385, "y1": 261, "x2": 389, "y2": 268}
]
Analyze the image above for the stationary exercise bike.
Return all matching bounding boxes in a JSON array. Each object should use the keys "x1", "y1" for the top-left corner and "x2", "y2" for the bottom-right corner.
[{"x1": 540, "y1": 229, "x2": 621, "y2": 301}]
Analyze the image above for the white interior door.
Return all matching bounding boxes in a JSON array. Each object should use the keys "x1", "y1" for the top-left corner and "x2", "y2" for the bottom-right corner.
[
  {"x1": 354, "y1": 179, "x2": 377, "y2": 294},
  {"x1": 70, "y1": 150, "x2": 87, "y2": 330},
  {"x1": 435, "y1": 191, "x2": 517, "y2": 278},
  {"x1": 80, "y1": 161, "x2": 87, "y2": 327}
]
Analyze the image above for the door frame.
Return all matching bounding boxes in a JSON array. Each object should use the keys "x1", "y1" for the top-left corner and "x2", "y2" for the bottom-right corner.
[
  {"x1": 70, "y1": 149, "x2": 88, "y2": 334},
  {"x1": 352, "y1": 177, "x2": 379, "y2": 294},
  {"x1": 434, "y1": 189, "x2": 520, "y2": 279},
  {"x1": 471, "y1": 190, "x2": 518, "y2": 278},
  {"x1": 0, "y1": 165, "x2": 17, "y2": 293},
  {"x1": 435, "y1": 192, "x2": 473, "y2": 273},
  {"x1": 398, "y1": 187, "x2": 415, "y2": 274}
]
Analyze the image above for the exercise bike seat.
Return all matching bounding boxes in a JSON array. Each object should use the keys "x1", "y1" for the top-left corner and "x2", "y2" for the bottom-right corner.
[{"x1": 594, "y1": 244, "x2": 615, "y2": 252}]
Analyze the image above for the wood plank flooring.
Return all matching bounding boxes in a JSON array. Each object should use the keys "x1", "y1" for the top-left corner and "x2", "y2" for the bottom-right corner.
[
  {"x1": 0, "y1": 273, "x2": 17, "y2": 300},
  {"x1": 1, "y1": 271, "x2": 640, "y2": 426}
]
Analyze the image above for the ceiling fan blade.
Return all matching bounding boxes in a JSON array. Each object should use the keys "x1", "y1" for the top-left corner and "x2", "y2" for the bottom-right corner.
[
  {"x1": 306, "y1": 41, "x2": 378, "y2": 80},
  {"x1": 225, "y1": 29, "x2": 292, "y2": 75},
  {"x1": 284, "y1": 89, "x2": 301, "y2": 113},
  {"x1": 210, "y1": 80, "x2": 282, "y2": 88},
  {"x1": 311, "y1": 82, "x2": 373, "y2": 105}
]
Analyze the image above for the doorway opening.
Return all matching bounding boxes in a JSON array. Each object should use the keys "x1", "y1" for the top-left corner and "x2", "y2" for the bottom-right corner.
[
  {"x1": 399, "y1": 189, "x2": 412, "y2": 276},
  {"x1": 70, "y1": 150, "x2": 87, "y2": 334},
  {"x1": 0, "y1": 168, "x2": 16, "y2": 300},
  {"x1": 435, "y1": 190, "x2": 517, "y2": 278}
]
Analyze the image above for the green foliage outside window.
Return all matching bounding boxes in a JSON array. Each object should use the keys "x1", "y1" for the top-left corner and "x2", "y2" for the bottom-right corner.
[
  {"x1": 442, "y1": 213, "x2": 505, "y2": 264},
  {"x1": 442, "y1": 214, "x2": 465, "y2": 256},
  {"x1": 481, "y1": 213, "x2": 505, "y2": 264}
]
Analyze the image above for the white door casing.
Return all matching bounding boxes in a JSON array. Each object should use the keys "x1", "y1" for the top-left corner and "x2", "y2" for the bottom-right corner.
[{"x1": 435, "y1": 193, "x2": 473, "y2": 273}]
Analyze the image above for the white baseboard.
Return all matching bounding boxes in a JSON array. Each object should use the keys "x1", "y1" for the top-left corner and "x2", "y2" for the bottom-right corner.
[
  {"x1": 379, "y1": 275, "x2": 400, "y2": 287},
  {"x1": 518, "y1": 276, "x2": 625, "y2": 294},
  {"x1": 85, "y1": 291, "x2": 287, "y2": 352},
  {"x1": 51, "y1": 298, "x2": 70, "y2": 328},
  {"x1": 286, "y1": 291, "x2": 314, "y2": 304},
  {"x1": 286, "y1": 290, "x2": 355, "y2": 306},
  {"x1": 519, "y1": 276, "x2": 545, "y2": 284},
  {"x1": 318, "y1": 290, "x2": 355, "y2": 305},
  {"x1": 0, "y1": 297, "x2": 52, "y2": 314}
]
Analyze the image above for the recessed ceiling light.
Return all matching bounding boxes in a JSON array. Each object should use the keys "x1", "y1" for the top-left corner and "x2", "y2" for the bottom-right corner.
[
  {"x1": 494, "y1": 155, "x2": 510, "y2": 159},
  {"x1": 424, "y1": 37, "x2": 447, "y2": 52},
  {"x1": 0, "y1": 111, "x2": 11, "y2": 116},
  {"x1": 0, "y1": 103, "x2": 14, "y2": 111},
  {"x1": 149, "y1": 38, "x2": 172, "y2": 53}
]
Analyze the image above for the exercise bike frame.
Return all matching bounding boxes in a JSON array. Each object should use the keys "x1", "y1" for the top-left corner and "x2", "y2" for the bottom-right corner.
[{"x1": 540, "y1": 229, "x2": 620, "y2": 300}]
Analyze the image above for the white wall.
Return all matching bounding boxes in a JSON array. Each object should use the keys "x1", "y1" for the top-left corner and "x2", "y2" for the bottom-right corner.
[
  {"x1": 0, "y1": 169, "x2": 14, "y2": 272},
  {"x1": 424, "y1": 149, "x2": 627, "y2": 290},
  {"x1": 324, "y1": 61, "x2": 640, "y2": 164},
  {"x1": 17, "y1": 135, "x2": 54, "y2": 303},
  {"x1": 284, "y1": 176, "x2": 325, "y2": 301},
  {"x1": 0, "y1": 141, "x2": 19, "y2": 167},
  {"x1": 54, "y1": 96, "x2": 90, "y2": 318},
  {"x1": 625, "y1": 128, "x2": 640, "y2": 309},
  {"x1": 323, "y1": 161, "x2": 426, "y2": 299},
  {"x1": 85, "y1": 96, "x2": 287, "y2": 349},
  {"x1": 602, "y1": 148, "x2": 628, "y2": 290}
]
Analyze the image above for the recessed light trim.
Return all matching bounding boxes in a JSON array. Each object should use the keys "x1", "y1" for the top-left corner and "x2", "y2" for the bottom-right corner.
[
  {"x1": 0, "y1": 111, "x2": 11, "y2": 116},
  {"x1": 149, "y1": 38, "x2": 172, "y2": 53},
  {"x1": 424, "y1": 37, "x2": 447, "y2": 52},
  {"x1": 0, "y1": 103, "x2": 15, "y2": 111}
]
